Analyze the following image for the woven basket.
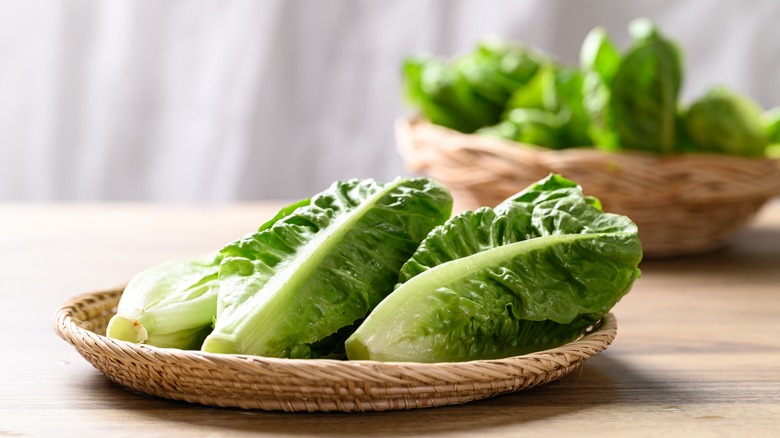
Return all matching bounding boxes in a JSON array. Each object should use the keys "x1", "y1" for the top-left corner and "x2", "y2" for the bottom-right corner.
[
  {"x1": 53, "y1": 287, "x2": 617, "y2": 412},
  {"x1": 396, "y1": 118, "x2": 780, "y2": 258}
]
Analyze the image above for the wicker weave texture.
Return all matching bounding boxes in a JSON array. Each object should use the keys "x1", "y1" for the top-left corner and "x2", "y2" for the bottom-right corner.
[
  {"x1": 396, "y1": 118, "x2": 780, "y2": 257},
  {"x1": 53, "y1": 288, "x2": 617, "y2": 412}
]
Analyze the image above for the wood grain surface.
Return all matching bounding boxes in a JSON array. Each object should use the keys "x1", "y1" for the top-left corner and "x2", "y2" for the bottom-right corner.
[{"x1": 1, "y1": 202, "x2": 778, "y2": 437}]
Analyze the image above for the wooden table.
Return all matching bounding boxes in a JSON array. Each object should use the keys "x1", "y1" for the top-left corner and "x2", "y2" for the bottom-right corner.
[{"x1": 1, "y1": 202, "x2": 779, "y2": 437}]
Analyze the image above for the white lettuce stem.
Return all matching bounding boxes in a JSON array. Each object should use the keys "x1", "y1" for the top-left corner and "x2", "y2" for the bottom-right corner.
[{"x1": 106, "y1": 314, "x2": 149, "y2": 344}]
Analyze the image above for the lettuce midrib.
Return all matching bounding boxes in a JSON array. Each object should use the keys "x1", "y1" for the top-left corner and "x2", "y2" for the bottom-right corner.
[
  {"x1": 205, "y1": 179, "x2": 406, "y2": 353},
  {"x1": 399, "y1": 232, "x2": 627, "y2": 295}
]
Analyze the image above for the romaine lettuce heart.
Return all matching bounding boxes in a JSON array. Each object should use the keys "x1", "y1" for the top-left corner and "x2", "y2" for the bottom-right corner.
[
  {"x1": 201, "y1": 177, "x2": 453, "y2": 358},
  {"x1": 345, "y1": 174, "x2": 642, "y2": 363}
]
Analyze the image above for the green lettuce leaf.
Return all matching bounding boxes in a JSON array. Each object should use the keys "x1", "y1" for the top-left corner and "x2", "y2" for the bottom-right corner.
[
  {"x1": 766, "y1": 107, "x2": 780, "y2": 144},
  {"x1": 402, "y1": 40, "x2": 544, "y2": 134},
  {"x1": 482, "y1": 65, "x2": 591, "y2": 149},
  {"x1": 610, "y1": 19, "x2": 682, "y2": 153},
  {"x1": 480, "y1": 108, "x2": 566, "y2": 148},
  {"x1": 580, "y1": 26, "x2": 621, "y2": 150},
  {"x1": 402, "y1": 56, "x2": 502, "y2": 133},
  {"x1": 459, "y1": 38, "x2": 543, "y2": 107},
  {"x1": 201, "y1": 178, "x2": 453, "y2": 358},
  {"x1": 684, "y1": 86, "x2": 768, "y2": 157},
  {"x1": 345, "y1": 174, "x2": 641, "y2": 362}
]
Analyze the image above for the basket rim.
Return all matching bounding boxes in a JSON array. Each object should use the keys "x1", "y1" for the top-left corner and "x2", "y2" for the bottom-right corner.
[
  {"x1": 53, "y1": 286, "x2": 617, "y2": 377},
  {"x1": 399, "y1": 116, "x2": 780, "y2": 165},
  {"x1": 395, "y1": 117, "x2": 780, "y2": 210}
]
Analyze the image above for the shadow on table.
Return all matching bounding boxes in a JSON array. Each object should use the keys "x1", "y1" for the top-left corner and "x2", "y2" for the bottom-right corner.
[{"x1": 80, "y1": 353, "x2": 704, "y2": 435}]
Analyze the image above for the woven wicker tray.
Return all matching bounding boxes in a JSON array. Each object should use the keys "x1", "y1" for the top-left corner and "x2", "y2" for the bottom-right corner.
[
  {"x1": 397, "y1": 118, "x2": 780, "y2": 258},
  {"x1": 53, "y1": 287, "x2": 617, "y2": 412}
]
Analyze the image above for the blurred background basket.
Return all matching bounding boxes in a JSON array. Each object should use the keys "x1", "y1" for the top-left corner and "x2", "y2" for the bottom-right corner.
[{"x1": 396, "y1": 118, "x2": 780, "y2": 258}]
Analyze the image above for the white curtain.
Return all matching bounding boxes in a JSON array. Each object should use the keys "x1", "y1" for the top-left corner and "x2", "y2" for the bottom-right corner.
[{"x1": 1, "y1": 0, "x2": 778, "y2": 201}]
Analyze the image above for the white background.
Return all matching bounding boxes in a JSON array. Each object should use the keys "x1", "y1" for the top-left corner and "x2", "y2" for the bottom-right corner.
[{"x1": 1, "y1": 0, "x2": 778, "y2": 202}]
